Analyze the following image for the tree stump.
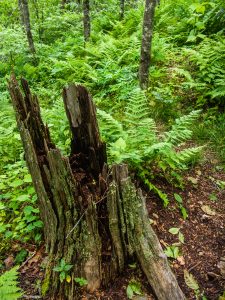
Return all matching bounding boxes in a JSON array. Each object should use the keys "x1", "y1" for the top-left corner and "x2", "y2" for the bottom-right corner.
[{"x1": 8, "y1": 75, "x2": 186, "y2": 300}]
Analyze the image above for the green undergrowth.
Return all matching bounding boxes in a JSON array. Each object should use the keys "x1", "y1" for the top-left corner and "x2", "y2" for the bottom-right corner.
[
  {"x1": 0, "y1": 0, "x2": 224, "y2": 247},
  {"x1": 98, "y1": 88, "x2": 203, "y2": 206},
  {"x1": 0, "y1": 266, "x2": 23, "y2": 300}
]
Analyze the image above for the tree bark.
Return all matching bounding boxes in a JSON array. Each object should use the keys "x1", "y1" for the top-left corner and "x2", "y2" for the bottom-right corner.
[
  {"x1": 8, "y1": 75, "x2": 186, "y2": 300},
  {"x1": 139, "y1": 0, "x2": 157, "y2": 89},
  {"x1": 18, "y1": 0, "x2": 36, "y2": 54},
  {"x1": 61, "y1": 0, "x2": 72, "y2": 9},
  {"x1": 83, "y1": 0, "x2": 91, "y2": 42},
  {"x1": 120, "y1": 0, "x2": 125, "y2": 19},
  {"x1": 61, "y1": 0, "x2": 67, "y2": 8}
]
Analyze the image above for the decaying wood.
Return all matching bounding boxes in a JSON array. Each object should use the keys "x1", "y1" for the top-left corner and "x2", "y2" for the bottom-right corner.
[
  {"x1": 8, "y1": 75, "x2": 185, "y2": 300},
  {"x1": 109, "y1": 165, "x2": 186, "y2": 300},
  {"x1": 62, "y1": 84, "x2": 106, "y2": 177}
]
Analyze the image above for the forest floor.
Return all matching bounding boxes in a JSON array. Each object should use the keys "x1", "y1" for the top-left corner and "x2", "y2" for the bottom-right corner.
[{"x1": 16, "y1": 157, "x2": 225, "y2": 300}]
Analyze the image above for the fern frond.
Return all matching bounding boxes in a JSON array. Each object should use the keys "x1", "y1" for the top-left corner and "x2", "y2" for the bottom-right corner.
[
  {"x1": 0, "y1": 266, "x2": 23, "y2": 300},
  {"x1": 124, "y1": 88, "x2": 157, "y2": 146},
  {"x1": 164, "y1": 110, "x2": 201, "y2": 144},
  {"x1": 175, "y1": 146, "x2": 203, "y2": 164},
  {"x1": 124, "y1": 88, "x2": 150, "y2": 125},
  {"x1": 138, "y1": 170, "x2": 169, "y2": 207},
  {"x1": 97, "y1": 108, "x2": 125, "y2": 142},
  {"x1": 171, "y1": 67, "x2": 194, "y2": 82}
]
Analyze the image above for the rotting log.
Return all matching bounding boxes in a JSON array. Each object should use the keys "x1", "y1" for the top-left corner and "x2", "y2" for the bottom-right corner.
[{"x1": 8, "y1": 75, "x2": 186, "y2": 300}]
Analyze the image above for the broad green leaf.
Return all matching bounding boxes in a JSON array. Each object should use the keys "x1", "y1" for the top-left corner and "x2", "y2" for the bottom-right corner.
[
  {"x1": 33, "y1": 221, "x2": 43, "y2": 228},
  {"x1": 0, "y1": 202, "x2": 5, "y2": 210},
  {"x1": 15, "y1": 249, "x2": 28, "y2": 264},
  {"x1": 169, "y1": 227, "x2": 180, "y2": 235},
  {"x1": 209, "y1": 193, "x2": 217, "y2": 202},
  {"x1": 0, "y1": 183, "x2": 6, "y2": 190},
  {"x1": 23, "y1": 174, "x2": 32, "y2": 183},
  {"x1": 178, "y1": 232, "x2": 185, "y2": 244},
  {"x1": 164, "y1": 246, "x2": 180, "y2": 259},
  {"x1": 59, "y1": 271, "x2": 66, "y2": 282},
  {"x1": 60, "y1": 259, "x2": 66, "y2": 267},
  {"x1": 17, "y1": 194, "x2": 30, "y2": 202},
  {"x1": 126, "y1": 285, "x2": 133, "y2": 299},
  {"x1": 180, "y1": 206, "x2": 188, "y2": 220},
  {"x1": 23, "y1": 206, "x2": 35, "y2": 215},
  {"x1": 174, "y1": 193, "x2": 183, "y2": 203},
  {"x1": 129, "y1": 281, "x2": 142, "y2": 295},
  {"x1": 9, "y1": 179, "x2": 23, "y2": 188},
  {"x1": 74, "y1": 277, "x2": 88, "y2": 286},
  {"x1": 64, "y1": 264, "x2": 73, "y2": 271},
  {"x1": 173, "y1": 246, "x2": 180, "y2": 259},
  {"x1": 164, "y1": 247, "x2": 174, "y2": 258},
  {"x1": 53, "y1": 266, "x2": 61, "y2": 272}
]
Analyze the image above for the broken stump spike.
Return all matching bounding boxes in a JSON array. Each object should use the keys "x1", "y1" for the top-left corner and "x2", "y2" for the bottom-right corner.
[{"x1": 62, "y1": 83, "x2": 107, "y2": 179}]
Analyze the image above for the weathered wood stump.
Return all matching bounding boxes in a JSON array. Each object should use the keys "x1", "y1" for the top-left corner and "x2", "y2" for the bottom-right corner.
[{"x1": 8, "y1": 75, "x2": 186, "y2": 300}]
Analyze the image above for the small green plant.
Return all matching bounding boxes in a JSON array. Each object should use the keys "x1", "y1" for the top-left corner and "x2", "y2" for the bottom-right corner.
[
  {"x1": 128, "y1": 262, "x2": 137, "y2": 269},
  {"x1": 174, "y1": 193, "x2": 188, "y2": 219},
  {"x1": 126, "y1": 280, "x2": 143, "y2": 299},
  {"x1": 216, "y1": 180, "x2": 225, "y2": 190},
  {"x1": 0, "y1": 266, "x2": 23, "y2": 300},
  {"x1": 53, "y1": 259, "x2": 73, "y2": 283},
  {"x1": 168, "y1": 227, "x2": 185, "y2": 244},
  {"x1": 219, "y1": 291, "x2": 225, "y2": 300},
  {"x1": 184, "y1": 269, "x2": 207, "y2": 300},
  {"x1": 15, "y1": 249, "x2": 28, "y2": 264},
  {"x1": 74, "y1": 277, "x2": 88, "y2": 287},
  {"x1": 209, "y1": 193, "x2": 217, "y2": 201},
  {"x1": 164, "y1": 245, "x2": 180, "y2": 259},
  {"x1": 0, "y1": 160, "x2": 42, "y2": 245}
]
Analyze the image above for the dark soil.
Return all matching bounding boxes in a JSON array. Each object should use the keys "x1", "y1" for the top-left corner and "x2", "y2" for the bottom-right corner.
[
  {"x1": 145, "y1": 161, "x2": 225, "y2": 300},
  {"x1": 15, "y1": 161, "x2": 225, "y2": 299}
]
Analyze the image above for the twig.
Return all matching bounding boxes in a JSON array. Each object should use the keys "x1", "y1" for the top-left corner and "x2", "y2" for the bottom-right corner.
[
  {"x1": 18, "y1": 251, "x2": 36, "y2": 271},
  {"x1": 22, "y1": 295, "x2": 42, "y2": 299},
  {"x1": 66, "y1": 210, "x2": 87, "y2": 239},
  {"x1": 188, "y1": 261, "x2": 201, "y2": 272}
]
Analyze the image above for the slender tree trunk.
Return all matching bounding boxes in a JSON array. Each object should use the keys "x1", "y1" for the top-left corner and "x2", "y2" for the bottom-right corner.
[
  {"x1": 139, "y1": 0, "x2": 157, "y2": 89},
  {"x1": 18, "y1": 0, "x2": 36, "y2": 54},
  {"x1": 61, "y1": 0, "x2": 70, "y2": 9},
  {"x1": 61, "y1": 0, "x2": 66, "y2": 8},
  {"x1": 31, "y1": 0, "x2": 43, "y2": 41},
  {"x1": 83, "y1": 0, "x2": 91, "y2": 42},
  {"x1": 120, "y1": 0, "x2": 125, "y2": 19},
  {"x1": 8, "y1": 75, "x2": 186, "y2": 300}
]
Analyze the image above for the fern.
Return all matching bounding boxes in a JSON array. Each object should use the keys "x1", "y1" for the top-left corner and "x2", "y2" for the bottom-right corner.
[
  {"x1": 0, "y1": 267, "x2": 23, "y2": 300},
  {"x1": 124, "y1": 88, "x2": 156, "y2": 148},
  {"x1": 98, "y1": 88, "x2": 202, "y2": 206},
  {"x1": 183, "y1": 37, "x2": 225, "y2": 106},
  {"x1": 175, "y1": 146, "x2": 204, "y2": 164},
  {"x1": 164, "y1": 110, "x2": 201, "y2": 144},
  {"x1": 139, "y1": 169, "x2": 169, "y2": 206},
  {"x1": 97, "y1": 108, "x2": 124, "y2": 142}
]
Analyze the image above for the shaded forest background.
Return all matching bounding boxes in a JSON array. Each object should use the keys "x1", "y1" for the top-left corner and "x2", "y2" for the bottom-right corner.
[{"x1": 0, "y1": 0, "x2": 225, "y2": 299}]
